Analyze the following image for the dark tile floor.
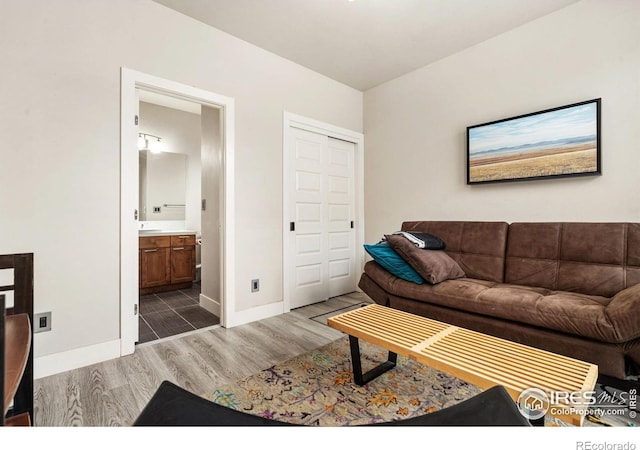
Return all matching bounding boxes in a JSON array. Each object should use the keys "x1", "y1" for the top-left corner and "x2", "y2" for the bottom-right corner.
[{"x1": 137, "y1": 282, "x2": 220, "y2": 344}]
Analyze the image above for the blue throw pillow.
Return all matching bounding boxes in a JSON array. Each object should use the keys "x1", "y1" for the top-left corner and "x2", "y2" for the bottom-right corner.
[{"x1": 364, "y1": 242, "x2": 424, "y2": 284}]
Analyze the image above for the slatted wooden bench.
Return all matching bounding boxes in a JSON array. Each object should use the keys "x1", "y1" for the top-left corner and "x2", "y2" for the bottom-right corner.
[{"x1": 327, "y1": 304, "x2": 598, "y2": 426}]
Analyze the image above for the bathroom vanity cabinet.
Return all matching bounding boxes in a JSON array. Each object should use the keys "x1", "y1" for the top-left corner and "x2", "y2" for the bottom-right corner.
[
  {"x1": 169, "y1": 235, "x2": 196, "y2": 284},
  {"x1": 139, "y1": 233, "x2": 196, "y2": 295}
]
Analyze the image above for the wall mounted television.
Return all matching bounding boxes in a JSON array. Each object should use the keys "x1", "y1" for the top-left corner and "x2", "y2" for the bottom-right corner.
[{"x1": 466, "y1": 98, "x2": 601, "y2": 185}]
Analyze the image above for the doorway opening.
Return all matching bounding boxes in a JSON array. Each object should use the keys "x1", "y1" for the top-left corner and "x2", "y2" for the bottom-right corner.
[
  {"x1": 136, "y1": 92, "x2": 219, "y2": 344},
  {"x1": 120, "y1": 68, "x2": 236, "y2": 356}
]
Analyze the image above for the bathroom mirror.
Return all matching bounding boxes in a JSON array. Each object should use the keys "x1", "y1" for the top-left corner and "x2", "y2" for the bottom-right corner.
[{"x1": 139, "y1": 150, "x2": 187, "y2": 221}]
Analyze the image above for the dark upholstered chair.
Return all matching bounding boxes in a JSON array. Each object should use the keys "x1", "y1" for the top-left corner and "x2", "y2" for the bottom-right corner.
[{"x1": 133, "y1": 381, "x2": 530, "y2": 427}]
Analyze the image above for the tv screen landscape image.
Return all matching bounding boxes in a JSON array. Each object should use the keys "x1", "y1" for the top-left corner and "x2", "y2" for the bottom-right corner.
[{"x1": 467, "y1": 98, "x2": 601, "y2": 185}]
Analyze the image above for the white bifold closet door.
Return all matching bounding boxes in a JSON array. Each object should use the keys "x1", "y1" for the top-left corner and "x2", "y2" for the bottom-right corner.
[{"x1": 289, "y1": 127, "x2": 357, "y2": 309}]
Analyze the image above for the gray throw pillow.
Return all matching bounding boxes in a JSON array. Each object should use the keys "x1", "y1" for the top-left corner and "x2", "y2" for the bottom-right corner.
[{"x1": 385, "y1": 234, "x2": 465, "y2": 284}]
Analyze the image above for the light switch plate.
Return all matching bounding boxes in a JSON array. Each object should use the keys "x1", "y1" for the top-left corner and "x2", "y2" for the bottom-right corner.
[{"x1": 34, "y1": 312, "x2": 52, "y2": 333}]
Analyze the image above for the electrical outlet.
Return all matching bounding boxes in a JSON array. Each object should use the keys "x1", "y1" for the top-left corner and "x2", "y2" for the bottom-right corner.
[
  {"x1": 34, "y1": 311, "x2": 52, "y2": 333},
  {"x1": 251, "y1": 279, "x2": 259, "y2": 293}
]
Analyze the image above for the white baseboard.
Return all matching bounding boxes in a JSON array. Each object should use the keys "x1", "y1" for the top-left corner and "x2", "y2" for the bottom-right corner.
[
  {"x1": 34, "y1": 339, "x2": 121, "y2": 379},
  {"x1": 199, "y1": 292, "x2": 220, "y2": 316},
  {"x1": 202, "y1": 293, "x2": 284, "y2": 328},
  {"x1": 226, "y1": 301, "x2": 284, "y2": 328}
]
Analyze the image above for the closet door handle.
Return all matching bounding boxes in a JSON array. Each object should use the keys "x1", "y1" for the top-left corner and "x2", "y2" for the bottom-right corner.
[
  {"x1": 143, "y1": 249, "x2": 158, "y2": 253},
  {"x1": 173, "y1": 247, "x2": 184, "y2": 251}
]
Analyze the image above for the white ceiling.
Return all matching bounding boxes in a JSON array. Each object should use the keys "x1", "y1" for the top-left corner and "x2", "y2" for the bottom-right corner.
[{"x1": 152, "y1": 0, "x2": 580, "y2": 91}]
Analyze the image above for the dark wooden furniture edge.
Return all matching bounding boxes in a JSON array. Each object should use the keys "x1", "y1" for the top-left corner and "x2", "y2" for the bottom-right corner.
[{"x1": 1, "y1": 253, "x2": 34, "y2": 426}]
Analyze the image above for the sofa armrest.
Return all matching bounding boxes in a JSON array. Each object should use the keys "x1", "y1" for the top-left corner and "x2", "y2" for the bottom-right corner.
[{"x1": 606, "y1": 283, "x2": 640, "y2": 342}]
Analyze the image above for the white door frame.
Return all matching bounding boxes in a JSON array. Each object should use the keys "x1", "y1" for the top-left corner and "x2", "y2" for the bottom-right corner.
[
  {"x1": 282, "y1": 111, "x2": 364, "y2": 313},
  {"x1": 120, "y1": 68, "x2": 236, "y2": 355}
]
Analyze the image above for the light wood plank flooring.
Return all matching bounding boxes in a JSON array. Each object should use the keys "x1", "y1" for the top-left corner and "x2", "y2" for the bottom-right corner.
[{"x1": 33, "y1": 292, "x2": 371, "y2": 426}]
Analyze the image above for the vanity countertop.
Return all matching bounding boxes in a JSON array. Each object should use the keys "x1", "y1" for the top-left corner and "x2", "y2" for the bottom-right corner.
[{"x1": 138, "y1": 230, "x2": 197, "y2": 237}]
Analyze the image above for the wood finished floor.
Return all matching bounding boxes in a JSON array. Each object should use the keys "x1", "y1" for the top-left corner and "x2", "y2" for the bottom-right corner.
[{"x1": 32, "y1": 292, "x2": 371, "y2": 426}]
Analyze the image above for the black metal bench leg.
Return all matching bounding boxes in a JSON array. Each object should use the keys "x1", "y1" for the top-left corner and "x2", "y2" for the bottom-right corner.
[{"x1": 349, "y1": 335, "x2": 397, "y2": 386}]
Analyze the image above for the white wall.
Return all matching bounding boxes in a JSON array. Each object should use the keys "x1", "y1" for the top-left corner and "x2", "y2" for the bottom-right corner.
[
  {"x1": 363, "y1": 0, "x2": 640, "y2": 244},
  {"x1": 0, "y1": 0, "x2": 361, "y2": 372}
]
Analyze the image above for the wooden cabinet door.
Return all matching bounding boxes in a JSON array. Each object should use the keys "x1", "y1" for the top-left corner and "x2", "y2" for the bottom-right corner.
[
  {"x1": 171, "y1": 246, "x2": 195, "y2": 284},
  {"x1": 140, "y1": 248, "x2": 171, "y2": 288}
]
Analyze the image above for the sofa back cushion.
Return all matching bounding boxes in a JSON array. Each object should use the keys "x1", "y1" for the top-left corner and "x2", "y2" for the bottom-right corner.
[
  {"x1": 401, "y1": 221, "x2": 509, "y2": 283},
  {"x1": 505, "y1": 222, "x2": 640, "y2": 297}
]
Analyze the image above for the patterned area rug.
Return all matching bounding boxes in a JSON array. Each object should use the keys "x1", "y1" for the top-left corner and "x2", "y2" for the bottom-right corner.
[
  {"x1": 204, "y1": 335, "x2": 639, "y2": 427},
  {"x1": 206, "y1": 336, "x2": 483, "y2": 426}
]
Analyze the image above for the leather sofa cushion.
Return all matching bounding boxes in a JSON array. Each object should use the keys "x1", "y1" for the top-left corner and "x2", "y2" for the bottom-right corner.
[
  {"x1": 364, "y1": 261, "x2": 640, "y2": 344},
  {"x1": 401, "y1": 221, "x2": 508, "y2": 283},
  {"x1": 505, "y1": 223, "x2": 640, "y2": 297}
]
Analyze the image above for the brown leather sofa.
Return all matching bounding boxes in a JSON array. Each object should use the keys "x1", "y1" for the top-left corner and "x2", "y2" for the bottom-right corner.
[{"x1": 358, "y1": 221, "x2": 640, "y2": 380}]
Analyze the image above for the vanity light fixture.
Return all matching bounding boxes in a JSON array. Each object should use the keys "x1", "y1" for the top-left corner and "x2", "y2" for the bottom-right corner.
[{"x1": 137, "y1": 133, "x2": 163, "y2": 153}]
